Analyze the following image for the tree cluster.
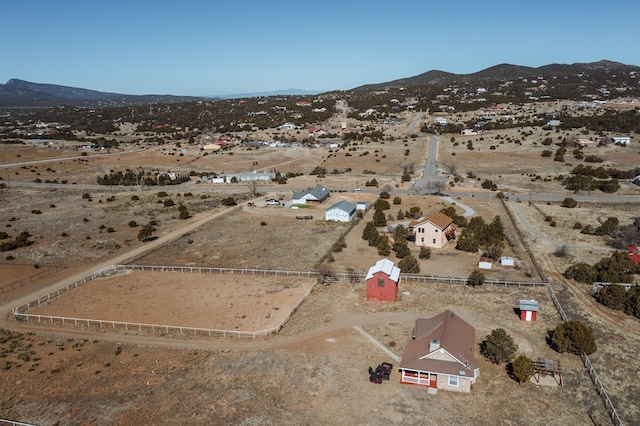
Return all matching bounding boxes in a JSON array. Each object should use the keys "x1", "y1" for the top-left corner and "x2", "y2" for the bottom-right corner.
[
  {"x1": 564, "y1": 251, "x2": 640, "y2": 284},
  {"x1": 580, "y1": 216, "x2": 618, "y2": 236},
  {"x1": 455, "y1": 215, "x2": 505, "y2": 259},
  {"x1": 0, "y1": 231, "x2": 33, "y2": 252},
  {"x1": 594, "y1": 284, "x2": 640, "y2": 319}
]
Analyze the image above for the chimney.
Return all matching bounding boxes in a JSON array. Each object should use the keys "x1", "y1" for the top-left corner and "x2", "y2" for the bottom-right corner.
[{"x1": 429, "y1": 339, "x2": 440, "y2": 352}]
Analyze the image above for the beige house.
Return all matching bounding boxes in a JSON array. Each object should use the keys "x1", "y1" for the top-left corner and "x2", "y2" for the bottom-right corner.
[
  {"x1": 412, "y1": 213, "x2": 457, "y2": 249},
  {"x1": 399, "y1": 310, "x2": 480, "y2": 393}
]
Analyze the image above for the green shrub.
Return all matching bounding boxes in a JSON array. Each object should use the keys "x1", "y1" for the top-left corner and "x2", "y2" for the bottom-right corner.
[
  {"x1": 548, "y1": 320, "x2": 596, "y2": 355},
  {"x1": 509, "y1": 355, "x2": 534, "y2": 383},
  {"x1": 419, "y1": 247, "x2": 431, "y2": 259},
  {"x1": 467, "y1": 269, "x2": 485, "y2": 287},
  {"x1": 480, "y1": 328, "x2": 518, "y2": 364},
  {"x1": 221, "y1": 197, "x2": 236, "y2": 206}
]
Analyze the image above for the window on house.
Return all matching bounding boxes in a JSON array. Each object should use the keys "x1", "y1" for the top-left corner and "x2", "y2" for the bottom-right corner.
[
  {"x1": 448, "y1": 375, "x2": 458, "y2": 386},
  {"x1": 435, "y1": 229, "x2": 438, "y2": 233},
  {"x1": 378, "y1": 278, "x2": 385, "y2": 288},
  {"x1": 432, "y1": 239, "x2": 436, "y2": 244}
]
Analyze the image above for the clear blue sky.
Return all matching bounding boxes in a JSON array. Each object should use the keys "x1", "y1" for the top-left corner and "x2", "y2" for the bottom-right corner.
[{"x1": 1, "y1": 0, "x2": 638, "y2": 97}]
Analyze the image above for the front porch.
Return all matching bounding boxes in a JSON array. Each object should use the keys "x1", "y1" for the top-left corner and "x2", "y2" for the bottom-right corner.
[{"x1": 400, "y1": 369, "x2": 437, "y2": 387}]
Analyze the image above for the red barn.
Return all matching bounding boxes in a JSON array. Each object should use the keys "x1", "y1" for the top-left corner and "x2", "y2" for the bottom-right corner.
[
  {"x1": 519, "y1": 299, "x2": 539, "y2": 322},
  {"x1": 366, "y1": 258, "x2": 401, "y2": 302}
]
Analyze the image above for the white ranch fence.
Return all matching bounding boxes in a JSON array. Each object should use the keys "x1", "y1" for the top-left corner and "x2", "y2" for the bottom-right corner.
[
  {"x1": 0, "y1": 419, "x2": 38, "y2": 426},
  {"x1": 12, "y1": 264, "x2": 624, "y2": 425}
]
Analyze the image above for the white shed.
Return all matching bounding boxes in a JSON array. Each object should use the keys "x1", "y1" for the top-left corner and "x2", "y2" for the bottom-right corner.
[
  {"x1": 478, "y1": 257, "x2": 493, "y2": 270},
  {"x1": 500, "y1": 256, "x2": 515, "y2": 267},
  {"x1": 325, "y1": 200, "x2": 356, "y2": 222}
]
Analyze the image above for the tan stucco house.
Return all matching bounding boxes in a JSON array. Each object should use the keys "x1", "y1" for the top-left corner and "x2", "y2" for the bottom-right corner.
[{"x1": 412, "y1": 213, "x2": 457, "y2": 249}]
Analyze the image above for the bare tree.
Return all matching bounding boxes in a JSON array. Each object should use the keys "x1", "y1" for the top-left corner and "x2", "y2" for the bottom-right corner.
[
  {"x1": 247, "y1": 180, "x2": 258, "y2": 198},
  {"x1": 403, "y1": 162, "x2": 415, "y2": 174}
]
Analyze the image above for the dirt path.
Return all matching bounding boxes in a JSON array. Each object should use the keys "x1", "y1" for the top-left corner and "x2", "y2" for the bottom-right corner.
[{"x1": 0, "y1": 197, "x2": 269, "y2": 334}]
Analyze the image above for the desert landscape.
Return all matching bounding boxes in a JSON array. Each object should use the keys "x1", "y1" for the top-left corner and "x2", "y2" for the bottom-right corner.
[{"x1": 1, "y1": 90, "x2": 640, "y2": 426}]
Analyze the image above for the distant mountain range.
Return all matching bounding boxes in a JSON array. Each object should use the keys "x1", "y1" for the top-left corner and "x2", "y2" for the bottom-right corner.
[
  {"x1": 218, "y1": 89, "x2": 323, "y2": 99},
  {"x1": 0, "y1": 79, "x2": 208, "y2": 108},
  {"x1": 353, "y1": 60, "x2": 640, "y2": 91},
  {"x1": 2, "y1": 60, "x2": 639, "y2": 108}
]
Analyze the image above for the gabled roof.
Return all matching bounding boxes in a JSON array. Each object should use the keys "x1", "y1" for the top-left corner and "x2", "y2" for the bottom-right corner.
[
  {"x1": 400, "y1": 310, "x2": 479, "y2": 377},
  {"x1": 414, "y1": 213, "x2": 454, "y2": 231},
  {"x1": 327, "y1": 200, "x2": 356, "y2": 214},
  {"x1": 292, "y1": 184, "x2": 329, "y2": 201},
  {"x1": 365, "y1": 258, "x2": 400, "y2": 283},
  {"x1": 519, "y1": 299, "x2": 539, "y2": 312}
]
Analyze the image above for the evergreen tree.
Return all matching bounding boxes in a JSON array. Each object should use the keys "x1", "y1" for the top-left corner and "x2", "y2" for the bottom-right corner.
[
  {"x1": 549, "y1": 320, "x2": 597, "y2": 355},
  {"x1": 509, "y1": 355, "x2": 534, "y2": 383},
  {"x1": 377, "y1": 234, "x2": 391, "y2": 256},
  {"x1": 373, "y1": 209, "x2": 387, "y2": 227},
  {"x1": 456, "y1": 228, "x2": 479, "y2": 252},
  {"x1": 393, "y1": 225, "x2": 408, "y2": 241},
  {"x1": 419, "y1": 246, "x2": 431, "y2": 259},
  {"x1": 398, "y1": 254, "x2": 420, "y2": 273},
  {"x1": 480, "y1": 328, "x2": 518, "y2": 364},
  {"x1": 362, "y1": 221, "x2": 377, "y2": 241}
]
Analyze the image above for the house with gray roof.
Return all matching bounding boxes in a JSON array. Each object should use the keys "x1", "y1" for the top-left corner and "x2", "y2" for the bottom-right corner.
[
  {"x1": 325, "y1": 200, "x2": 356, "y2": 222},
  {"x1": 291, "y1": 184, "x2": 330, "y2": 205}
]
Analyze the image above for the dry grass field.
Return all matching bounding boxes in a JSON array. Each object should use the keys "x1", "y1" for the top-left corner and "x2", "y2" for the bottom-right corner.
[
  {"x1": 2, "y1": 109, "x2": 640, "y2": 425},
  {"x1": 27, "y1": 269, "x2": 314, "y2": 332}
]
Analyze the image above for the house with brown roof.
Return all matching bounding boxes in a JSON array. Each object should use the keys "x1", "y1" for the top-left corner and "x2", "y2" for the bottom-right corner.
[
  {"x1": 412, "y1": 213, "x2": 457, "y2": 249},
  {"x1": 399, "y1": 310, "x2": 479, "y2": 393}
]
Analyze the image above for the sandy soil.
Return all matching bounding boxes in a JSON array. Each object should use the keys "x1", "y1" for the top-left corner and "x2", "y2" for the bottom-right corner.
[
  {"x1": 28, "y1": 269, "x2": 314, "y2": 332},
  {"x1": 2, "y1": 112, "x2": 640, "y2": 425}
]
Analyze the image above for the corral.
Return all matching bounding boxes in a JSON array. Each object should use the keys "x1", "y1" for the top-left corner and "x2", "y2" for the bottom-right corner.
[{"x1": 16, "y1": 266, "x2": 316, "y2": 338}]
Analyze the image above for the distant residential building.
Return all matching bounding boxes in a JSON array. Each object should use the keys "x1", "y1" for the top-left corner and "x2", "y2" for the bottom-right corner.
[
  {"x1": 279, "y1": 122, "x2": 297, "y2": 131},
  {"x1": 612, "y1": 136, "x2": 631, "y2": 145},
  {"x1": 291, "y1": 184, "x2": 330, "y2": 205}
]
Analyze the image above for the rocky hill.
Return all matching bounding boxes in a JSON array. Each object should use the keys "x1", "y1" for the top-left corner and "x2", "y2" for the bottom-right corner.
[
  {"x1": 353, "y1": 60, "x2": 640, "y2": 90},
  {"x1": 0, "y1": 79, "x2": 208, "y2": 108}
]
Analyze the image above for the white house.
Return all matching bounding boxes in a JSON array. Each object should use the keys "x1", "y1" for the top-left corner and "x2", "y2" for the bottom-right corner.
[
  {"x1": 279, "y1": 122, "x2": 297, "y2": 131},
  {"x1": 612, "y1": 136, "x2": 631, "y2": 145},
  {"x1": 291, "y1": 184, "x2": 330, "y2": 205},
  {"x1": 325, "y1": 200, "x2": 356, "y2": 222}
]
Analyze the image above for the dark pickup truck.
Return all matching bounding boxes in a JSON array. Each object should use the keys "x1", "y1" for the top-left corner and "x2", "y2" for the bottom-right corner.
[{"x1": 369, "y1": 362, "x2": 393, "y2": 384}]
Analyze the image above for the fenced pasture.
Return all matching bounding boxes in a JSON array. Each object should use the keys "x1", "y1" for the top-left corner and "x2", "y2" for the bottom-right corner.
[{"x1": 14, "y1": 265, "x2": 316, "y2": 339}]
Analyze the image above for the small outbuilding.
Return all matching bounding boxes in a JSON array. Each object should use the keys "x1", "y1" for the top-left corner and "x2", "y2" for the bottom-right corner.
[
  {"x1": 366, "y1": 258, "x2": 401, "y2": 302},
  {"x1": 500, "y1": 256, "x2": 514, "y2": 267},
  {"x1": 478, "y1": 257, "x2": 493, "y2": 270},
  {"x1": 519, "y1": 299, "x2": 539, "y2": 322}
]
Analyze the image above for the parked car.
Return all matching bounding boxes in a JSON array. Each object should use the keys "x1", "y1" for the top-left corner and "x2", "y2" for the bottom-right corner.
[
  {"x1": 353, "y1": 187, "x2": 362, "y2": 192},
  {"x1": 266, "y1": 199, "x2": 280, "y2": 205},
  {"x1": 295, "y1": 215, "x2": 313, "y2": 220}
]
